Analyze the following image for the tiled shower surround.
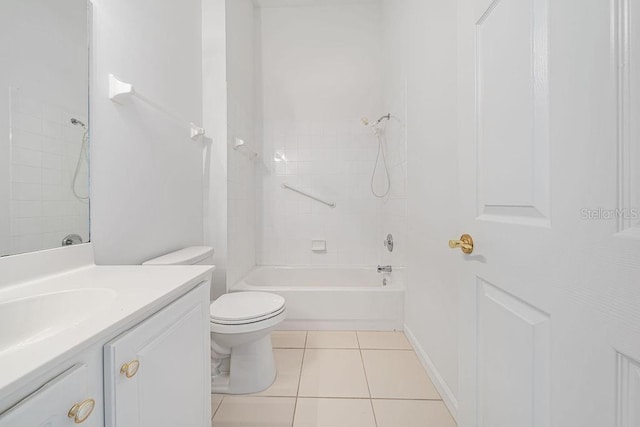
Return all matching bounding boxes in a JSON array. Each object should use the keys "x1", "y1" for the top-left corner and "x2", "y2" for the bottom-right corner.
[
  {"x1": 258, "y1": 118, "x2": 407, "y2": 266},
  {"x1": 223, "y1": 1, "x2": 409, "y2": 281},
  {"x1": 8, "y1": 89, "x2": 89, "y2": 255},
  {"x1": 253, "y1": 2, "x2": 408, "y2": 268}
]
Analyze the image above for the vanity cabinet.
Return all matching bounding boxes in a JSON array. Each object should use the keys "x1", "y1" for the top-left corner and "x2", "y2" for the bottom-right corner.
[
  {"x1": 0, "y1": 280, "x2": 211, "y2": 427},
  {"x1": 104, "y1": 283, "x2": 211, "y2": 427},
  {"x1": 0, "y1": 364, "x2": 100, "y2": 426}
]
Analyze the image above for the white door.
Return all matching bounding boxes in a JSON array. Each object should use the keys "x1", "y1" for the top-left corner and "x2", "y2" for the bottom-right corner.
[
  {"x1": 104, "y1": 284, "x2": 211, "y2": 427},
  {"x1": 456, "y1": 0, "x2": 640, "y2": 426}
]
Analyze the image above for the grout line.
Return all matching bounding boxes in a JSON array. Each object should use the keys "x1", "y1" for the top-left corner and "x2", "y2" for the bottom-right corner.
[
  {"x1": 291, "y1": 331, "x2": 308, "y2": 427},
  {"x1": 371, "y1": 397, "x2": 444, "y2": 402},
  {"x1": 282, "y1": 395, "x2": 443, "y2": 401},
  {"x1": 356, "y1": 331, "x2": 379, "y2": 427},
  {"x1": 210, "y1": 395, "x2": 224, "y2": 422},
  {"x1": 213, "y1": 394, "x2": 442, "y2": 402},
  {"x1": 273, "y1": 346, "x2": 307, "y2": 349},
  {"x1": 289, "y1": 396, "x2": 379, "y2": 400}
]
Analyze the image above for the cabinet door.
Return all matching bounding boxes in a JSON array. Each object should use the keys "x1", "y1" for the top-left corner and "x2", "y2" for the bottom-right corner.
[
  {"x1": 104, "y1": 284, "x2": 211, "y2": 427},
  {"x1": 0, "y1": 364, "x2": 99, "y2": 426}
]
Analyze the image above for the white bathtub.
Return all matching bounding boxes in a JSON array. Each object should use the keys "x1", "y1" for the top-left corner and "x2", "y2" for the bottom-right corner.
[{"x1": 231, "y1": 266, "x2": 405, "y2": 330}]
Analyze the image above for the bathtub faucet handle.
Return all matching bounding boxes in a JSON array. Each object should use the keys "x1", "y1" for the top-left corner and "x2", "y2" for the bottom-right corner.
[{"x1": 377, "y1": 265, "x2": 392, "y2": 273}]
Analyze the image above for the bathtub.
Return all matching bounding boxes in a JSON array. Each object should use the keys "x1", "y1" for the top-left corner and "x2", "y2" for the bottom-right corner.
[{"x1": 230, "y1": 266, "x2": 405, "y2": 330}]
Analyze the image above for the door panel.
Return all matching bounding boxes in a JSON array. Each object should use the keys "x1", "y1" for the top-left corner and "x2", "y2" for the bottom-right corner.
[
  {"x1": 618, "y1": 0, "x2": 640, "y2": 237},
  {"x1": 477, "y1": 279, "x2": 550, "y2": 427},
  {"x1": 476, "y1": 0, "x2": 550, "y2": 226},
  {"x1": 458, "y1": 0, "x2": 640, "y2": 425},
  {"x1": 617, "y1": 353, "x2": 640, "y2": 427}
]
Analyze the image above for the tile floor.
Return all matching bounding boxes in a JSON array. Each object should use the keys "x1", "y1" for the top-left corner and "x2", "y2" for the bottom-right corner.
[{"x1": 211, "y1": 331, "x2": 457, "y2": 427}]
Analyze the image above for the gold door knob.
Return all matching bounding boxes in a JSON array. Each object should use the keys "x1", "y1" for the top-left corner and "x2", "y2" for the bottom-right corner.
[
  {"x1": 68, "y1": 398, "x2": 95, "y2": 424},
  {"x1": 120, "y1": 359, "x2": 140, "y2": 378},
  {"x1": 449, "y1": 234, "x2": 474, "y2": 254}
]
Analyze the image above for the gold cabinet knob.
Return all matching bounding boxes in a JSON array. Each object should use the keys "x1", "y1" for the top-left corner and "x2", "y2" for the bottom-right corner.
[
  {"x1": 68, "y1": 398, "x2": 95, "y2": 424},
  {"x1": 120, "y1": 359, "x2": 140, "y2": 378},
  {"x1": 449, "y1": 234, "x2": 474, "y2": 254}
]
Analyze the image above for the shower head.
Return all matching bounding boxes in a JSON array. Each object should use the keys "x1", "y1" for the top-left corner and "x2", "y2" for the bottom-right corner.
[
  {"x1": 361, "y1": 114, "x2": 392, "y2": 128},
  {"x1": 362, "y1": 114, "x2": 392, "y2": 137},
  {"x1": 375, "y1": 114, "x2": 391, "y2": 125},
  {"x1": 70, "y1": 118, "x2": 86, "y2": 128}
]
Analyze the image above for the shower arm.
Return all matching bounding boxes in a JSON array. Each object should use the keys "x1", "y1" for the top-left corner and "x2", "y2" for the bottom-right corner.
[{"x1": 375, "y1": 113, "x2": 391, "y2": 124}]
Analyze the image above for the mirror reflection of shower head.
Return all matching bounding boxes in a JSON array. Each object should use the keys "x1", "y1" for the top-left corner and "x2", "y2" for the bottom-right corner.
[
  {"x1": 70, "y1": 118, "x2": 89, "y2": 201},
  {"x1": 70, "y1": 118, "x2": 86, "y2": 128}
]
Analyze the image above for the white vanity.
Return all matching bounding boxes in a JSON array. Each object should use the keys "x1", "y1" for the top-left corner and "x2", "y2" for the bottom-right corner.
[{"x1": 0, "y1": 245, "x2": 212, "y2": 426}]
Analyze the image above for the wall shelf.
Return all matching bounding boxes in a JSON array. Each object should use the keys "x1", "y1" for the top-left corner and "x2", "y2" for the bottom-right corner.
[{"x1": 108, "y1": 74, "x2": 134, "y2": 103}]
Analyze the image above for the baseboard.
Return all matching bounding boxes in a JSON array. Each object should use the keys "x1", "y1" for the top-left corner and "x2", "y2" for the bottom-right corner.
[{"x1": 404, "y1": 324, "x2": 459, "y2": 421}]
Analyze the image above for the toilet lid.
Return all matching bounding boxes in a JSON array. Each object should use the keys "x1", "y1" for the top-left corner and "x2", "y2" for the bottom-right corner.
[{"x1": 210, "y1": 292, "x2": 285, "y2": 322}]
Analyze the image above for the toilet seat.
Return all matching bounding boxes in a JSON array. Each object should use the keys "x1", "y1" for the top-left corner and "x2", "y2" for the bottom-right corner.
[
  {"x1": 211, "y1": 305, "x2": 286, "y2": 325},
  {"x1": 209, "y1": 292, "x2": 286, "y2": 333},
  {"x1": 210, "y1": 291, "x2": 285, "y2": 322},
  {"x1": 210, "y1": 307, "x2": 286, "y2": 335}
]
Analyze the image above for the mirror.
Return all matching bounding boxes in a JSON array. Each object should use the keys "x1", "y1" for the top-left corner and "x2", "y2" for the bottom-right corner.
[{"x1": 0, "y1": 0, "x2": 90, "y2": 257}]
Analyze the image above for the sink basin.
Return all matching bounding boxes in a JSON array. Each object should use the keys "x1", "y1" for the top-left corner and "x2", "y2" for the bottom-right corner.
[{"x1": 0, "y1": 288, "x2": 117, "y2": 355}]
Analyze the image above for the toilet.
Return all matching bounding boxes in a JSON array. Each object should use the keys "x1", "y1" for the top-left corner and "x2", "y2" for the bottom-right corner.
[{"x1": 143, "y1": 246, "x2": 286, "y2": 395}]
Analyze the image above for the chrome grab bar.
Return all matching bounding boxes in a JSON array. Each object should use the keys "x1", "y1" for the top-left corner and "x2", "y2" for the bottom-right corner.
[{"x1": 282, "y1": 183, "x2": 336, "y2": 208}]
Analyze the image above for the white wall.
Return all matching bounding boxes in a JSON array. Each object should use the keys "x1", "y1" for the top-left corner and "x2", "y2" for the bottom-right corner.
[
  {"x1": 0, "y1": 5, "x2": 9, "y2": 257},
  {"x1": 382, "y1": 0, "x2": 460, "y2": 416},
  {"x1": 378, "y1": 0, "x2": 409, "y2": 271},
  {"x1": 0, "y1": 0, "x2": 89, "y2": 256},
  {"x1": 257, "y1": 3, "x2": 386, "y2": 266},
  {"x1": 225, "y1": 0, "x2": 260, "y2": 287},
  {"x1": 203, "y1": 0, "x2": 229, "y2": 299},
  {"x1": 91, "y1": 0, "x2": 204, "y2": 264}
]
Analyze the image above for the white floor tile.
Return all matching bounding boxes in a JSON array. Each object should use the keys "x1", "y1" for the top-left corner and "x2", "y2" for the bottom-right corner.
[
  {"x1": 362, "y1": 350, "x2": 441, "y2": 399},
  {"x1": 272, "y1": 331, "x2": 307, "y2": 348},
  {"x1": 299, "y1": 349, "x2": 370, "y2": 398},
  {"x1": 211, "y1": 332, "x2": 454, "y2": 426},
  {"x1": 294, "y1": 398, "x2": 376, "y2": 427},
  {"x1": 307, "y1": 331, "x2": 359, "y2": 349},
  {"x1": 253, "y1": 349, "x2": 304, "y2": 397},
  {"x1": 211, "y1": 396, "x2": 296, "y2": 427},
  {"x1": 373, "y1": 400, "x2": 457, "y2": 427},
  {"x1": 357, "y1": 331, "x2": 412, "y2": 350}
]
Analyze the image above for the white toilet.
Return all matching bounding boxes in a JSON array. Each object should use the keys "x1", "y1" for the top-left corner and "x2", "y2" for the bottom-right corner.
[{"x1": 143, "y1": 246, "x2": 286, "y2": 395}]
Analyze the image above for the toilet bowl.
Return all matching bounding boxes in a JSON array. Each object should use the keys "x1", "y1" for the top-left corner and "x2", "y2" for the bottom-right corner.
[{"x1": 143, "y1": 247, "x2": 286, "y2": 394}]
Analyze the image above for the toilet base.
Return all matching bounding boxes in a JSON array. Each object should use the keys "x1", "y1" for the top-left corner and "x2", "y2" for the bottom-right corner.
[{"x1": 211, "y1": 334, "x2": 277, "y2": 394}]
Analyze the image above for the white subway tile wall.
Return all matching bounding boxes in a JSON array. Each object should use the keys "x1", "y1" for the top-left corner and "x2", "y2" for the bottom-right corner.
[
  {"x1": 253, "y1": 3, "x2": 408, "y2": 268},
  {"x1": 379, "y1": 87, "x2": 408, "y2": 269},
  {"x1": 258, "y1": 118, "x2": 407, "y2": 267},
  {"x1": 258, "y1": 118, "x2": 380, "y2": 265},
  {"x1": 8, "y1": 89, "x2": 89, "y2": 254}
]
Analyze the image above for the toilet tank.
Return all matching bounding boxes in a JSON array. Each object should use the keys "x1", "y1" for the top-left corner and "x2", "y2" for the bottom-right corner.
[{"x1": 142, "y1": 246, "x2": 214, "y2": 266}]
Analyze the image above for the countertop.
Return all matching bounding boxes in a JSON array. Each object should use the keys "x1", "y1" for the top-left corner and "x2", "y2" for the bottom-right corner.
[{"x1": 0, "y1": 264, "x2": 213, "y2": 402}]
